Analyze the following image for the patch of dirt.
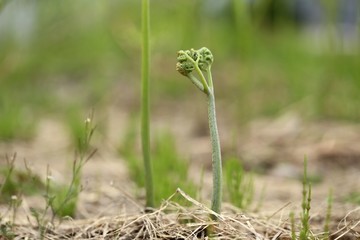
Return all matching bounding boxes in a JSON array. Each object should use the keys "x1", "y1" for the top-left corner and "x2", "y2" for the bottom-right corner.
[{"x1": 1, "y1": 106, "x2": 360, "y2": 239}]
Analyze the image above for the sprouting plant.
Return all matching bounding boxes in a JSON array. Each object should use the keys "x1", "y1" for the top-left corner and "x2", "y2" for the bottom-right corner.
[
  {"x1": 29, "y1": 165, "x2": 61, "y2": 239},
  {"x1": 300, "y1": 157, "x2": 312, "y2": 240},
  {"x1": 141, "y1": 0, "x2": 154, "y2": 209},
  {"x1": 30, "y1": 166, "x2": 55, "y2": 239},
  {"x1": 50, "y1": 115, "x2": 96, "y2": 219},
  {"x1": 323, "y1": 189, "x2": 333, "y2": 239},
  {"x1": 290, "y1": 211, "x2": 296, "y2": 240},
  {"x1": 0, "y1": 154, "x2": 43, "y2": 203},
  {"x1": 176, "y1": 47, "x2": 222, "y2": 218},
  {"x1": 28, "y1": 115, "x2": 96, "y2": 238},
  {"x1": 0, "y1": 154, "x2": 16, "y2": 200},
  {"x1": 289, "y1": 159, "x2": 334, "y2": 240}
]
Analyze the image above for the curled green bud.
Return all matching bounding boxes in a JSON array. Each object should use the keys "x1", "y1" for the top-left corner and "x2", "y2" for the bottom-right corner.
[
  {"x1": 176, "y1": 51, "x2": 195, "y2": 76},
  {"x1": 176, "y1": 62, "x2": 194, "y2": 76},
  {"x1": 197, "y1": 47, "x2": 214, "y2": 71},
  {"x1": 176, "y1": 48, "x2": 214, "y2": 76},
  {"x1": 177, "y1": 51, "x2": 188, "y2": 63},
  {"x1": 176, "y1": 47, "x2": 214, "y2": 94}
]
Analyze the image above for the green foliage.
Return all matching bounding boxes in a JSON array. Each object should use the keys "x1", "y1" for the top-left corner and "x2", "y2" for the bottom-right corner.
[
  {"x1": 300, "y1": 158, "x2": 312, "y2": 240},
  {"x1": 323, "y1": 189, "x2": 333, "y2": 240},
  {"x1": 0, "y1": 221, "x2": 15, "y2": 240},
  {"x1": 224, "y1": 158, "x2": 254, "y2": 209},
  {"x1": 0, "y1": 97, "x2": 37, "y2": 141},
  {"x1": 50, "y1": 114, "x2": 96, "y2": 218},
  {"x1": 119, "y1": 116, "x2": 143, "y2": 187},
  {"x1": 0, "y1": 155, "x2": 44, "y2": 203},
  {"x1": 290, "y1": 158, "x2": 313, "y2": 240},
  {"x1": 289, "y1": 162, "x2": 336, "y2": 240},
  {"x1": 152, "y1": 133, "x2": 196, "y2": 206},
  {"x1": 0, "y1": 1, "x2": 359, "y2": 135},
  {"x1": 290, "y1": 211, "x2": 296, "y2": 240},
  {"x1": 120, "y1": 126, "x2": 196, "y2": 207},
  {"x1": 65, "y1": 109, "x2": 95, "y2": 156},
  {"x1": 345, "y1": 191, "x2": 360, "y2": 205}
]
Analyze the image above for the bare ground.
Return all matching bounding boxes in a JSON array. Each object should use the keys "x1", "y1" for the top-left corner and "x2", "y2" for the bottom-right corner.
[{"x1": 1, "y1": 103, "x2": 360, "y2": 239}]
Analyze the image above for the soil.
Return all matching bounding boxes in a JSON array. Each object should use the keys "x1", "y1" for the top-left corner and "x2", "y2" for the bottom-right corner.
[{"x1": 0, "y1": 99, "x2": 359, "y2": 239}]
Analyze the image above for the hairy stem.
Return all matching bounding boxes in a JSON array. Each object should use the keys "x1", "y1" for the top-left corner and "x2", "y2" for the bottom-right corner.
[
  {"x1": 208, "y1": 91, "x2": 222, "y2": 218},
  {"x1": 141, "y1": 0, "x2": 154, "y2": 208},
  {"x1": 188, "y1": 72, "x2": 205, "y2": 92}
]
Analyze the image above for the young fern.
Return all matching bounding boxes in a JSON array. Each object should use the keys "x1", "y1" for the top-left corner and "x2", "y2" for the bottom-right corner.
[{"x1": 176, "y1": 47, "x2": 222, "y2": 218}]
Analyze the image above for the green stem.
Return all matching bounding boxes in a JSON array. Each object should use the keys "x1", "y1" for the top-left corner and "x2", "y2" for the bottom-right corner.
[
  {"x1": 188, "y1": 72, "x2": 205, "y2": 92},
  {"x1": 207, "y1": 91, "x2": 222, "y2": 218},
  {"x1": 207, "y1": 66, "x2": 213, "y2": 90},
  {"x1": 141, "y1": 0, "x2": 154, "y2": 208}
]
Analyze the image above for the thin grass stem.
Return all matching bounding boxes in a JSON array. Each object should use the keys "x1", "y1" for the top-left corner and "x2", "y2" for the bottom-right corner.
[{"x1": 141, "y1": 0, "x2": 154, "y2": 208}]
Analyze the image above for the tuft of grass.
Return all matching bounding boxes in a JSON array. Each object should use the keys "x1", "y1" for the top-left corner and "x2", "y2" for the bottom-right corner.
[
  {"x1": 290, "y1": 211, "x2": 296, "y2": 240},
  {"x1": 0, "y1": 154, "x2": 44, "y2": 203},
  {"x1": 0, "y1": 114, "x2": 96, "y2": 236},
  {"x1": 152, "y1": 133, "x2": 197, "y2": 206},
  {"x1": 323, "y1": 189, "x2": 333, "y2": 240},
  {"x1": 49, "y1": 114, "x2": 96, "y2": 219},
  {"x1": 290, "y1": 157, "x2": 313, "y2": 240},
  {"x1": 120, "y1": 125, "x2": 196, "y2": 207},
  {"x1": 289, "y1": 161, "x2": 337, "y2": 239},
  {"x1": 300, "y1": 157, "x2": 312, "y2": 240},
  {"x1": 345, "y1": 191, "x2": 360, "y2": 205},
  {"x1": 27, "y1": 114, "x2": 96, "y2": 238},
  {"x1": 224, "y1": 157, "x2": 254, "y2": 209}
]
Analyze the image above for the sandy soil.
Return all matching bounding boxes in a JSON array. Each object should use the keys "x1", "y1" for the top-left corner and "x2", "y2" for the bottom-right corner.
[{"x1": 0, "y1": 102, "x2": 359, "y2": 239}]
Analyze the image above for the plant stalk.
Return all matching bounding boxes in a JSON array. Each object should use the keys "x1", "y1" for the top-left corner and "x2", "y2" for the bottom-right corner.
[
  {"x1": 141, "y1": 0, "x2": 154, "y2": 208},
  {"x1": 207, "y1": 91, "x2": 222, "y2": 218}
]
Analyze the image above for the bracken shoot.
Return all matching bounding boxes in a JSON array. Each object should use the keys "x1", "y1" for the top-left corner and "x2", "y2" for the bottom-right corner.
[{"x1": 176, "y1": 47, "x2": 222, "y2": 219}]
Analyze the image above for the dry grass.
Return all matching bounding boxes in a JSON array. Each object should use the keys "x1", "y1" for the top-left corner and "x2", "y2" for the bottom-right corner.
[{"x1": 6, "y1": 189, "x2": 359, "y2": 240}]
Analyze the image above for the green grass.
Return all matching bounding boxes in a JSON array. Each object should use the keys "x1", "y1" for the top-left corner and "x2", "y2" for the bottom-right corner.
[
  {"x1": 290, "y1": 158, "x2": 313, "y2": 240},
  {"x1": 0, "y1": 93, "x2": 38, "y2": 141},
  {"x1": 16, "y1": 113, "x2": 97, "y2": 226},
  {"x1": 52, "y1": 114, "x2": 96, "y2": 218},
  {"x1": 0, "y1": 0, "x2": 355, "y2": 193},
  {"x1": 345, "y1": 191, "x2": 360, "y2": 205},
  {"x1": 290, "y1": 159, "x2": 336, "y2": 240},
  {"x1": 299, "y1": 158, "x2": 312, "y2": 240},
  {"x1": 0, "y1": 2, "x2": 359, "y2": 141},
  {"x1": 0, "y1": 155, "x2": 44, "y2": 203},
  {"x1": 323, "y1": 189, "x2": 333, "y2": 239},
  {"x1": 224, "y1": 157, "x2": 254, "y2": 209},
  {"x1": 120, "y1": 125, "x2": 196, "y2": 207}
]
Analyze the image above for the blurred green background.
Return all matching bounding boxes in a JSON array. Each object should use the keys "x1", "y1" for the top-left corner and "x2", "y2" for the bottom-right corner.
[{"x1": 0, "y1": 0, "x2": 359, "y2": 141}]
